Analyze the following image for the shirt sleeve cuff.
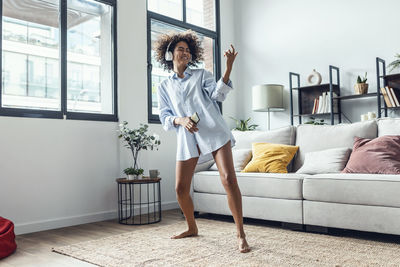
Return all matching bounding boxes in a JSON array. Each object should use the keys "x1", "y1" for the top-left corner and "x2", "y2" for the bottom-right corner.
[
  {"x1": 216, "y1": 78, "x2": 233, "y2": 94},
  {"x1": 164, "y1": 115, "x2": 178, "y2": 131}
]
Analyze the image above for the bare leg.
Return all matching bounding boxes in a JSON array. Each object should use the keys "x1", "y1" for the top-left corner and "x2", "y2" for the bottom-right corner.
[
  {"x1": 212, "y1": 141, "x2": 250, "y2": 253},
  {"x1": 171, "y1": 156, "x2": 199, "y2": 239}
]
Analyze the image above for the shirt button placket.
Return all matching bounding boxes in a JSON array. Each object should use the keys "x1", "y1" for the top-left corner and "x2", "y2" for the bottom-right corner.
[{"x1": 179, "y1": 82, "x2": 190, "y2": 115}]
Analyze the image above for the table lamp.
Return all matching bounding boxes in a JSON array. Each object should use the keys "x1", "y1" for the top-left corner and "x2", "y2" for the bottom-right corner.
[{"x1": 252, "y1": 84, "x2": 285, "y2": 130}]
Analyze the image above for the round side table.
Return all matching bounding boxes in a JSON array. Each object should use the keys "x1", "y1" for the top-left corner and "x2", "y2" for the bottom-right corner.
[{"x1": 116, "y1": 177, "x2": 161, "y2": 225}]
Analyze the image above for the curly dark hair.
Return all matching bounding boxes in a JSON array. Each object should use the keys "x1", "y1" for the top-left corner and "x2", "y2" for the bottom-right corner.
[{"x1": 154, "y1": 30, "x2": 204, "y2": 71}]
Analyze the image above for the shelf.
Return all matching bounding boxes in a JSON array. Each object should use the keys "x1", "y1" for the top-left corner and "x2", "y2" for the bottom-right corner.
[
  {"x1": 334, "y1": 93, "x2": 377, "y2": 100},
  {"x1": 292, "y1": 83, "x2": 340, "y2": 91},
  {"x1": 381, "y1": 106, "x2": 400, "y2": 110},
  {"x1": 293, "y1": 113, "x2": 339, "y2": 117},
  {"x1": 380, "y1": 73, "x2": 400, "y2": 79}
]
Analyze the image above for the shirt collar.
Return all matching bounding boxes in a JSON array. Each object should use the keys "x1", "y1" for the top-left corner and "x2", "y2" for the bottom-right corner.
[{"x1": 170, "y1": 67, "x2": 192, "y2": 79}]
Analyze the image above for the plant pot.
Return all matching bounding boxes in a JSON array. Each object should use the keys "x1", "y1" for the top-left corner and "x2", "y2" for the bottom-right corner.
[
  {"x1": 137, "y1": 174, "x2": 143, "y2": 179},
  {"x1": 127, "y1": 174, "x2": 135, "y2": 180},
  {"x1": 354, "y1": 83, "x2": 368, "y2": 94}
]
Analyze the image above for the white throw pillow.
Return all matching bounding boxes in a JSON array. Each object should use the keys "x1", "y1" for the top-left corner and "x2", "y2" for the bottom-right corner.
[
  {"x1": 232, "y1": 126, "x2": 296, "y2": 150},
  {"x1": 209, "y1": 149, "x2": 252, "y2": 171},
  {"x1": 296, "y1": 147, "x2": 351, "y2": 174}
]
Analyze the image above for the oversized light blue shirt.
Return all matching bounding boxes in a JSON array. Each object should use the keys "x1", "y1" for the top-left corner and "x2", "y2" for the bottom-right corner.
[{"x1": 157, "y1": 67, "x2": 236, "y2": 164}]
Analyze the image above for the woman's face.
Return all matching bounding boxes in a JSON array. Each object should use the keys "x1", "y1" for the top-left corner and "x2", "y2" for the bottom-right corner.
[{"x1": 172, "y1": 41, "x2": 191, "y2": 67}]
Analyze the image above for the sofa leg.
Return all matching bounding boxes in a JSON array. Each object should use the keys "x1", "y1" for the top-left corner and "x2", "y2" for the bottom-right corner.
[
  {"x1": 305, "y1": 225, "x2": 329, "y2": 234},
  {"x1": 281, "y1": 222, "x2": 304, "y2": 231}
]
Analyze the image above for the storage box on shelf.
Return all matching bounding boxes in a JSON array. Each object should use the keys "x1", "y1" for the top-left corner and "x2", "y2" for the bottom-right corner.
[{"x1": 289, "y1": 65, "x2": 341, "y2": 125}]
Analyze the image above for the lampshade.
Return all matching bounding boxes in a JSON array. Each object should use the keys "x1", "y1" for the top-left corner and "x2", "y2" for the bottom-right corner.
[{"x1": 252, "y1": 84, "x2": 285, "y2": 112}]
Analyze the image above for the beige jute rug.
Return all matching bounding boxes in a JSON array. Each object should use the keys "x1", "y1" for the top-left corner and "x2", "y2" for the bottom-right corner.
[{"x1": 53, "y1": 218, "x2": 400, "y2": 267}]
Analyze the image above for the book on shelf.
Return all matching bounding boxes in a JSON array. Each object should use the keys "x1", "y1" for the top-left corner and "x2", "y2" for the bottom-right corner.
[
  {"x1": 311, "y1": 92, "x2": 338, "y2": 114},
  {"x1": 387, "y1": 86, "x2": 399, "y2": 107},
  {"x1": 317, "y1": 94, "x2": 325, "y2": 114},
  {"x1": 325, "y1": 92, "x2": 338, "y2": 113},
  {"x1": 312, "y1": 98, "x2": 319, "y2": 114},
  {"x1": 380, "y1": 87, "x2": 393, "y2": 107},
  {"x1": 322, "y1": 92, "x2": 327, "y2": 113},
  {"x1": 385, "y1": 86, "x2": 396, "y2": 107},
  {"x1": 326, "y1": 91, "x2": 331, "y2": 113}
]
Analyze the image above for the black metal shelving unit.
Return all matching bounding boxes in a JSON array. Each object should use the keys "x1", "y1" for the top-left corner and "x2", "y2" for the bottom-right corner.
[
  {"x1": 376, "y1": 57, "x2": 400, "y2": 117},
  {"x1": 289, "y1": 65, "x2": 341, "y2": 125}
]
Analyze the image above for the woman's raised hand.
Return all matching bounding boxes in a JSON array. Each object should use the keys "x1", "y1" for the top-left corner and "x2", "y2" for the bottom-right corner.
[
  {"x1": 224, "y1": 44, "x2": 238, "y2": 70},
  {"x1": 176, "y1": 117, "x2": 198, "y2": 134}
]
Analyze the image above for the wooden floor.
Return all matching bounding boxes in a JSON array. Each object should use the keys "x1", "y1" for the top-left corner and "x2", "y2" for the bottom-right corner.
[
  {"x1": 1, "y1": 209, "x2": 186, "y2": 267},
  {"x1": 2, "y1": 209, "x2": 400, "y2": 266}
]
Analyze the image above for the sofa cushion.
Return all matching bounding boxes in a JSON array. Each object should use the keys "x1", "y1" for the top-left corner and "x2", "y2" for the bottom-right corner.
[
  {"x1": 193, "y1": 171, "x2": 305, "y2": 200},
  {"x1": 232, "y1": 126, "x2": 296, "y2": 149},
  {"x1": 209, "y1": 148, "x2": 252, "y2": 172},
  {"x1": 303, "y1": 173, "x2": 400, "y2": 208},
  {"x1": 378, "y1": 117, "x2": 400, "y2": 136},
  {"x1": 342, "y1": 136, "x2": 400, "y2": 174},
  {"x1": 294, "y1": 120, "x2": 377, "y2": 171},
  {"x1": 242, "y1": 143, "x2": 298, "y2": 173},
  {"x1": 296, "y1": 147, "x2": 351, "y2": 174}
]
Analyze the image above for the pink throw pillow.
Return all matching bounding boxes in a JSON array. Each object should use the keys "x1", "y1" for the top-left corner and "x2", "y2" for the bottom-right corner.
[{"x1": 342, "y1": 135, "x2": 400, "y2": 174}]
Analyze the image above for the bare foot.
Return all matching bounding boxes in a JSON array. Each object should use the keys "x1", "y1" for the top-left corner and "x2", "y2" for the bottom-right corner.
[
  {"x1": 238, "y1": 237, "x2": 250, "y2": 253},
  {"x1": 171, "y1": 228, "x2": 198, "y2": 239}
]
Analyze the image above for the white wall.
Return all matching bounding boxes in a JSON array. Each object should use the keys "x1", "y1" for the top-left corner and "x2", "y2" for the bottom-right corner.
[
  {"x1": 233, "y1": 0, "x2": 400, "y2": 130},
  {"x1": 0, "y1": 117, "x2": 120, "y2": 234},
  {"x1": 0, "y1": 0, "x2": 237, "y2": 234}
]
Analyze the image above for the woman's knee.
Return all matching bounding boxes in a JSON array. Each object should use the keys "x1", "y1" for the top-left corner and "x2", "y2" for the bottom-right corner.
[
  {"x1": 175, "y1": 182, "x2": 190, "y2": 197},
  {"x1": 220, "y1": 172, "x2": 237, "y2": 188}
]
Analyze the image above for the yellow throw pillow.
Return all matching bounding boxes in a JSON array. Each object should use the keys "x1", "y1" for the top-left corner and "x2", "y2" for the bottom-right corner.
[{"x1": 242, "y1": 143, "x2": 299, "y2": 173}]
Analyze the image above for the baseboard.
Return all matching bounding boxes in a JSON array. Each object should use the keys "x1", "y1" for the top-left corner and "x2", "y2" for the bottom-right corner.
[{"x1": 15, "y1": 201, "x2": 179, "y2": 235}]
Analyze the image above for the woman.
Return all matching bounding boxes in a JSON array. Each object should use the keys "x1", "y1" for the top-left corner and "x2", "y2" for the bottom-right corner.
[{"x1": 155, "y1": 30, "x2": 250, "y2": 253}]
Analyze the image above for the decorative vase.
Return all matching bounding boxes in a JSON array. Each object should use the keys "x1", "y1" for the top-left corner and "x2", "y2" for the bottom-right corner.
[
  {"x1": 307, "y1": 69, "x2": 322, "y2": 85},
  {"x1": 354, "y1": 83, "x2": 368, "y2": 94}
]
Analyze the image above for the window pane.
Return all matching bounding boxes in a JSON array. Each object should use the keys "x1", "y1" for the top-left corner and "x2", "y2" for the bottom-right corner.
[
  {"x1": 186, "y1": 0, "x2": 215, "y2": 30},
  {"x1": 2, "y1": 0, "x2": 60, "y2": 110},
  {"x1": 67, "y1": 0, "x2": 114, "y2": 114},
  {"x1": 3, "y1": 52, "x2": 27, "y2": 97},
  {"x1": 150, "y1": 19, "x2": 215, "y2": 116},
  {"x1": 196, "y1": 34, "x2": 214, "y2": 74},
  {"x1": 148, "y1": 0, "x2": 182, "y2": 20}
]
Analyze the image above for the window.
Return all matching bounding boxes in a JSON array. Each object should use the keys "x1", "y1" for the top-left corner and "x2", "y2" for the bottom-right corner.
[
  {"x1": 147, "y1": 0, "x2": 220, "y2": 123},
  {"x1": 0, "y1": 0, "x2": 117, "y2": 121}
]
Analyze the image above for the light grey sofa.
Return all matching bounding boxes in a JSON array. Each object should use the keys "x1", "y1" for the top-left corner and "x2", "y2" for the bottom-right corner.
[{"x1": 192, "y1": 117, "x2": 400, "y2": 235}]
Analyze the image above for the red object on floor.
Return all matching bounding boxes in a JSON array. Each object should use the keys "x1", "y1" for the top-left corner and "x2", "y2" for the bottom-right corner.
[{"x1": 0, "y1": 217, "x2": 17, "y2": 259}]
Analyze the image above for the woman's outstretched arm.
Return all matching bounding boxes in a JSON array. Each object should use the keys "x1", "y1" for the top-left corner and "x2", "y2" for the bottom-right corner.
[{"x1": 223, "y1": 44, "x2": 238, "y2": 84}]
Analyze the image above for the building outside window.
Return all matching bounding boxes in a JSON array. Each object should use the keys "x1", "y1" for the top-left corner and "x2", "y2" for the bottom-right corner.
[
  {"x1": 1, "y1": 0, "x2": 117, "y2": 121},
  {"x1": 147, "y1": 0, "x2": 220, "y2": 123}
]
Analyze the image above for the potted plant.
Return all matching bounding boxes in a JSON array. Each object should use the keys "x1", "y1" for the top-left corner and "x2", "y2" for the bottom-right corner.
[
  {"x1": 229, "y1": 117, "x2": 258, "y2": 131},
  {"x1": 354, "y1": 72, "x2": 368, "y2": 94},
  {"x1": 124, "y1": 167, "x2": 136, "y2": 180},
  {"x1": 136, "y1": 168, "x2": 144, "y2": 179},
  {"x1": 388, "y1": 53, "x2": 400, "y2": 73},
  {"x1": 118, "y1": 121, "x2": 161, "y2": 179}
]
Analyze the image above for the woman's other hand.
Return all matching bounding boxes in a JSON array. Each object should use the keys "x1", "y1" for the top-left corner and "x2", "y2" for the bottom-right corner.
[
  {"x1": 174, "y1": 117, "x2": 198, "y2": 134},
  {"x1": 224, "y1": 44, "x2": 238, "y2": 71}
]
